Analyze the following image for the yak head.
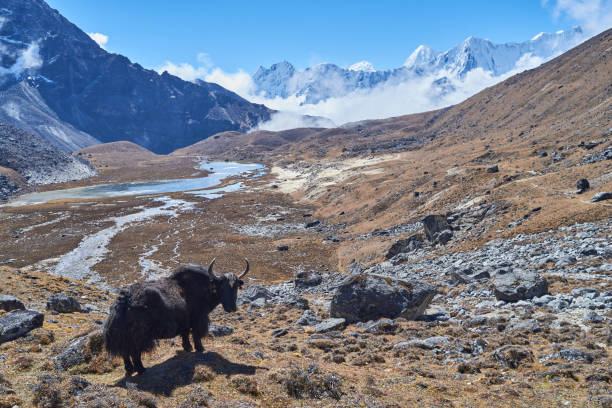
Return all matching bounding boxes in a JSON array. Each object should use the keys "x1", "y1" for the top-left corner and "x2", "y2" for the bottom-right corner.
[{"x1": 208, "y1": 258, "x2": 249, "y2": 312}]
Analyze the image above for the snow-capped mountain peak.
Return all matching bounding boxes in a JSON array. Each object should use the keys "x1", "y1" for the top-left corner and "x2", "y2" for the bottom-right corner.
[
  {"x1": 348, "y1": 61, "x2": 376, "y2": 72},
  {"x1": 252, "y1": 27, "x2": 586, "y2": 105}
]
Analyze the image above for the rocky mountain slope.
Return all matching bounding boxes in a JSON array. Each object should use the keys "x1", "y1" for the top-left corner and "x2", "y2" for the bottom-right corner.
[
  {"x1": 0, "y1": 0, "x2": 272, "y2": 153},
  {"x1": 0, "y1": 121, "x2": 95, "y2": 200},
  {"x1": 253, "y1": 27, "x2": 585, "y2": 105}
]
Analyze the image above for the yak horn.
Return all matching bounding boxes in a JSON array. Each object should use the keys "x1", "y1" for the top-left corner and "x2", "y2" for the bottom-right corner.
[
  {"x1": 208, "y1": 258, "x2": 220, "y2": 279},
  {"x1": 238, "y1": 258, "x2": 250, "y2": 279}
]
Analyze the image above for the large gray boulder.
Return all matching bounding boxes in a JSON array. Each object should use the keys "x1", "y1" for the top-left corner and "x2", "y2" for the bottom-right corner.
[
  {"x1": 330, "y1": 273, "x2": 437, "y2": 323},
  {"x1": 47, "y1": 293, "x2": 81, "y2": 313},
  {"x1": 0, "y1": 294, "x2": 25, "y2": 311},
  {"x1": 0, "y1": 309, "x2": 44, "y2": 344},
  {"x1": 493, "y1": 270, "x2": 548, "y2": 302}
]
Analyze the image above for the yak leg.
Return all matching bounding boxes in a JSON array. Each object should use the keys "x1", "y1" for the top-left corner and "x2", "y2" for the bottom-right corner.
[
  {"x1": 181, "y1": 331, "x2": 192, "y2": 352},
  {"x1": 192, "y1": 316, "x2": 208, "y2": 352},
  {"x1": 131, "y1": 352, "x2": 146, "y2": 375},
  {"x1": 122, "y1": 353, "x2": 135, "y2": 375}
]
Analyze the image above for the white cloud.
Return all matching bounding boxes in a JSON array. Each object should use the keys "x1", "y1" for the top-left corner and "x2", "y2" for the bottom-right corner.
[
  {"x1": 87, "y1": 32, "x2": 108, "y2": 49},
  {"x1": 156, "y1": 48, "x2": 552, "y2": 132},
  {"x1": 546, "y1": 0, "x2": 612, "y2": 36}
]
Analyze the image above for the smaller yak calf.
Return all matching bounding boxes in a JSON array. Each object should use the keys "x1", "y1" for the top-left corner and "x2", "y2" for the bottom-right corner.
[{"x1": 104, "y1": 258, "x2": 248, "y2": 375}]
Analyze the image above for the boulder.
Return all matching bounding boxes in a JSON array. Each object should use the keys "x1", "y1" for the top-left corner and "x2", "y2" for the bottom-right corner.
[
  {"x1": 363, "y1": 319, "x2": 398, "y2": 334},
  {"x1": 385, "y1": 234, "x2": 424, "y2": 259},
  {"x1": 294, "y1": 270, "x2": 322, "y2": 288},
  {"x1": 434, "y1": 230, "x2": 453, "y2": 245},
  {"x1": 313, "y1": 318, "x2": 346, "y2": 333},
  {"x1": 330, "y1": 273, "x2": 437, "y2": 323},
  {"x1": 0, "y1": 309, "x2": 44, "y2": 344},
  {"x1": 238, "y1": 285, "x2": 271, "y2": 306},
  {"x1": 399, "y1": 336, "x2": 450, "y2": 350},
  {"x1": 576, "y1": 178, "x2": 590, "y2": 193},
  {"x1": 295, "y1": 310, "x2": 322, "y2": 326},
  {"x1": 54, "y1": 330, "x2": 104, "y2": 371},
  {"x1": 46, "y1": 293, "x2": 81, "y2": 313},
  {"x1": 209, "y1": 325, "x2": 234, "y2": 336},
  {"x1": 0, "y1": 294, "x2": 25, "y2": 311},
  {"x1": 450, "y1": 267, "x2": 491, "y2": 284},
  {"x1": 591, "y1": 192, "x2": 612, "y2": 202},
  {"x1": 493, "y1": 270, "x2": 548, "y2": 302},
  {"x1": 421, "y1": 215, "x2": 452, "y2": 242},
  {"x1": 487, "y1": 164, "x2": 499, "y2": 173}
]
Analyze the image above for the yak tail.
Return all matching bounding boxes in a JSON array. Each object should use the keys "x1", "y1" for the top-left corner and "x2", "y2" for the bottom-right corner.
[{"x1": 103, "y1": 288, "x2": 132, "y2": 357}]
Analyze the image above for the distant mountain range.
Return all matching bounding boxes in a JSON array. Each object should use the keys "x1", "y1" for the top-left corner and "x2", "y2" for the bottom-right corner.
[
  {"x1": 0, "y1": 0, "x2": 272, "y2": 153},
  {"x1": 252, "y1": 27, "x2": 585, "y2": 105}
]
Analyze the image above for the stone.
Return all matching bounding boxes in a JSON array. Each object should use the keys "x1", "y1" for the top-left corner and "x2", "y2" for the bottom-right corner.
[
  {"x1": 46, "y1": 293, "x2": 81, "y2": 313},
  {"x1": 295, "y1": 310, "x2": 322, "y2": 326},
  {"x1": 385, "y1": 234, "x2": 424, "y2": 259},
  {"x1": 0, "y1": 294, "x2": 25, "y2": 311},
  {"x1": 450, "y1": 267, "x2": 491, "y2": 284},
  {"x1": 493, "y1": 345, "x2": 534, "y2": 369},
  {"x1": 271, "y1": 328, "x2": 288, "y2": 338},
  {"x1": 422, "y1": 215, "x2": 452, "y2": 242},
  {"x1": 209, "y1": 325, "x2": 234, "y2": 336},
  {"x1": 363, "y1": 318, "x2": 398, "y2": 334},
  {"x1": 240, "y1": 285, "x2": 271, "y2": 304},
  {"x1": 493, "y1": 270, "x2": 548, "y2": 302},
  {"x1": 435, "y1": 230, "x2": 453, "y2": 245},
  {"x1": 583, "y1": 311, "x2": 605, "y2": 323},
  {"x1": 591, "y1": 192, "x2": 612, "y2": 202},
  {"x1": 54, "y1": 330, "x2": 104, "y2": 371},
  {"x1": 277, "y1": 245, "x2": 289, "y2": 251},
  {"x1": 0, "y1": 309, "x2": 44, "y2": 344},
  {"x1": 540, "y1": 348, "x2": 594, "y2": 363},
  {"x1": 294, "y1": 270, "x2": 323, "y2": 288},
  {"x1": 487, "y1": 164, "x2": 499, "y2": 173},
  {"x1": 330, "y1": 273, "x2": 436, "y2": 323},
  {"x1": 401, "y1": 336, "x2": 450, "y2": 350},
  {"x1": 576, "y1": 178, "x2": 590, "y2": 193},
  {"x1": 305, "y1": 220, "x2": 320, "y2": 228},
  {"x1": 313, "y1": 318, "x2": 346, "y2": 333}
]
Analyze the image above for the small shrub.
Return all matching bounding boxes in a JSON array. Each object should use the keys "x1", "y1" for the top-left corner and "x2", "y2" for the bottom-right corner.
[
  {"x1": 31, "y1": 374, "x2": 64, "y2": 408},
  {"x1": 193, "y1": 366, "x2": 216, "y2": 382},
  {"x1": 230, "y1": 376, "x2": 260, "y2": 396},
  {"x1": 176, "y1": 387, "x2": 214, "y2": 408},
  {"x1": 284, "y1": 364, "x2": 342, "y2": 400}
]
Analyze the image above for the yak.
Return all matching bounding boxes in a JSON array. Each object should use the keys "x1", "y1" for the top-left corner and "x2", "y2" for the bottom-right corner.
[{"x1": 104, "y1": 258, "x2": 249, "y2": 375}]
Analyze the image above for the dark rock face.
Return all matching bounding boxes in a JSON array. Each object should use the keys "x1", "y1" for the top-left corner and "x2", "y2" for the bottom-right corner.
[
  {"x1": 487, "y1": 164, "x2": 499, "y2": 173},
  {"x1": 330, "y1": 274, "x2": 436, "y2": 323},
  {"x1": 422, "y1": 215, "x2": 452, "y2": 242},
  {"x1": 0, "y1": 0, "x2": 271, "y2": 153},
  {"x1": 46, "y1": 293, "x2": 81, "y2": 313},
  {"x1": 0, "y1": 309, "x2": 44, "y2": 344},
  {"x1": 493, "y1": 270, "x2": 548, "y2": 302},
  {"x1": 0, "y1": 294, "x2": 25, "y2": 311}
]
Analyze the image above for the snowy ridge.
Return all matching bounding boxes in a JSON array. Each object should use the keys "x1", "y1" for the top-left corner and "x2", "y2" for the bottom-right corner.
[{"x1": 253, "y1": 27, "x2": 585, "y2": 105}]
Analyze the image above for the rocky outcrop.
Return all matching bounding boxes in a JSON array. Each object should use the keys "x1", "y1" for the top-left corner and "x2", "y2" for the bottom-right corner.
[
  {"x1": 0, "y1": 309, "x2": 44, "y2": 344},
  {"x1": 330, "y1": 274, "x2": 437, "y2": 323},
  {"x1": 422, "y1": 215, "x2": 453, "y2": 244},
  {"x1": 386, "y1": 234, "x2": 425, "y2": 259},
  {"x1": 591, "y1": 192, "x2": 612, "y2": 202}
]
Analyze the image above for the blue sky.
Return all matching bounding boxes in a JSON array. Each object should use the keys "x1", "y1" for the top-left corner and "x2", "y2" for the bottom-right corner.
[{"x1": 44, "y1": 0, "x2": 606, "y2": 73}]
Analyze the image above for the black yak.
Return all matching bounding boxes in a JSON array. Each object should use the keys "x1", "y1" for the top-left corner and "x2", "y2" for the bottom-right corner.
[{"x1": 104, "y1": 258, "x2": 249, "y2": 375}]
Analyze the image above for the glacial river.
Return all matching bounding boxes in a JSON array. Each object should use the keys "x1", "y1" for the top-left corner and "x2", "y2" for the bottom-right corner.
[{"x1": 5, "y1": 161, "x2": 265, "y2": 206}]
